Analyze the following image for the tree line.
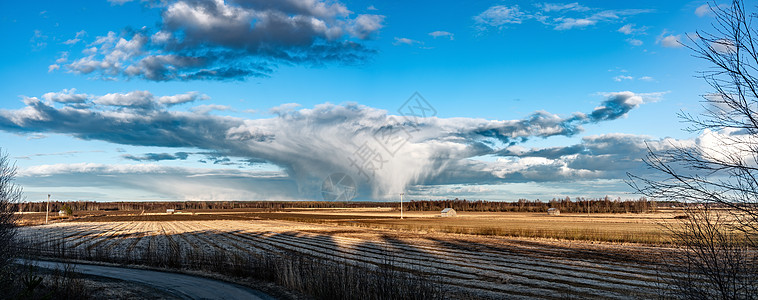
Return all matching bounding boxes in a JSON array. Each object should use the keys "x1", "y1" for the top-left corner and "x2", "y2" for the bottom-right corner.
[
  {"x1": 15, "y1": 197, "x2": 657, "y2": 214},
  {"x1": 403, "y1": 197, "x2": 656, "y2": 213}
]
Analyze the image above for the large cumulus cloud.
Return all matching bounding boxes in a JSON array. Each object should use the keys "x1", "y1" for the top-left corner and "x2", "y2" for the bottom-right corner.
[
  {"x1": 493, "y1": 133, "x2": 691, "y2": 181},
  {"x1": 62, "y1": 0, "x2": 384, "y2": 81},
  {"x1": 1, "y1": 89, "x2": 666, "y2": 199}
]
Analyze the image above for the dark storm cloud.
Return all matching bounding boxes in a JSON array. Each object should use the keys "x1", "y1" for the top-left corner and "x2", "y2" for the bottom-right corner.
[
  {"x1": 122, "y1": 151, "x2": 190, "y2": 161},
  {"x1": 588, "y1": 91, "x2": 665, "y2": 122},
  {"x1": 462, "y1": 91, "x2": 664, "y2": 145},
  {"x1": 468, "y1": 111, "x2": 585, "y2": 144},
  {"x1": 0, "y1": 94, "x2": 261, "y2": 149},
  {"x1": 63, "y1": 0, "x2": 384, "y2": 81}
]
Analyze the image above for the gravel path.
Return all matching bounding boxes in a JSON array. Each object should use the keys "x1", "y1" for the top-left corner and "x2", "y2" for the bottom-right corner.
[{"x1": 17, "y1": 259, "x2": 275, "y2": 300}]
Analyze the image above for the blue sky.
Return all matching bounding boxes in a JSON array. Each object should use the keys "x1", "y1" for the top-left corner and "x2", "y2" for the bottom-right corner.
[{"x1": 0, "y1": 0, "x2": 726, "y2": 202}]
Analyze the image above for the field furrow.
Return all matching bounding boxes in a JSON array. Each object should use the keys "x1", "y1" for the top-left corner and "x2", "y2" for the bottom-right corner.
[{"x1": 18, "y1": 219, "x2": 672, "y2": 299}]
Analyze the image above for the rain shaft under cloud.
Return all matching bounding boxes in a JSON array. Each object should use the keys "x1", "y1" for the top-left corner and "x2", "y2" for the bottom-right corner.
[{"x1": 0, "y1": 89, "x2": 674, "y2": 199}]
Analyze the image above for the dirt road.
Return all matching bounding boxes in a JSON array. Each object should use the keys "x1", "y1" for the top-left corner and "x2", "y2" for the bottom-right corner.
[{"x1": 18, "y1": 259, "x2": 275, "y2": 300}]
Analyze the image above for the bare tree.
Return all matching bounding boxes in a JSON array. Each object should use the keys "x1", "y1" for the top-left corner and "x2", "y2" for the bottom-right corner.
[
  {"x1": 0, "y1": 149, "x2": 22, "y2": 271},
  {"x1": 659, "y1": 206, "x2": 758, "y2": 299},
  {"x1": 631, "y1": 0, "x2": 758, "y2": 235},
  {"x1": 628, "y1": 0, "x2": 758, "y2": 298}
]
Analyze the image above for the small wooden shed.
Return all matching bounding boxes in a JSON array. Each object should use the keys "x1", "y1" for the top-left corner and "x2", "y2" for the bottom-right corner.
[
  {"x1": 547, "y1": 208, "x2": 560, "y2": 216},
  {"x1": 441, "y1": 208, "x2": 457, "y2": 217}
]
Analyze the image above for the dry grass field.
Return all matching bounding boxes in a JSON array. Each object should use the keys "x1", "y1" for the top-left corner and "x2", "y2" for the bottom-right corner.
[
  {"x1": 16, "y1": 212, "x2": 69, "y2": 226},
  {"x1": 15, "y1": 208, "x2": 686, "y2": 299},
  {"x1": 21, "y1": 208, "x2": 681, "y2": 244},
  {"x1": 258, "y1": 209, "x2": 678, "y2": 244}
]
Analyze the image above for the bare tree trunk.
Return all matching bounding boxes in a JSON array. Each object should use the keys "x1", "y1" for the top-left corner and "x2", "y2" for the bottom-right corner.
[{"x1": 0, "y1": 149, "x2": 23, "y2": 271}]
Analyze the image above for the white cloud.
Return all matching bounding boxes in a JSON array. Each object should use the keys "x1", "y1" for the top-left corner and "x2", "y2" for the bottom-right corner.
[
  {"x1": 494, "y1": 133, "x2": 694, "y2": 182},
  {"x1": 695, "y1": 4, "x2": 711, "y2": 17},
  {"x1": 47, "y1": 64, "x2": 60, "y2": 72},
  {"x1": 21, "y1": 163, "x2": 167, "y2": 176},
  {"x1": 55, "y1": 52, "x2": 68, "y2": 64},
  {"x1": 599, "y1": 91, "x2": 666, "y2": 103},
  {"x1": 626, "y1": 38, "x2": 643, "y2": 46},
  {"x1": 661, "y1": 35, "x2": 682, "y2": 47},
  {"x1": 393, "y1": 37, "x2": 422, "y2": 46},
  {"x1": 269, "y1": 103, "x2": 302, "y2": 115},
  {"x1": 63, "y1": 30, "x2": 86, "y2": 45},
  {"x1": 191, "y1": 104, "x2": 233, "y2": 114},
  {"x1": 30, "y1": 29, "x2": 48, "y2": 50},
  {"x1": 657, "y1": 30, "x2": 684, "y2": 48},
  {"x1": 35, "y1": 89, "x2": 207, "y2": 109},
  {"x1": 711, "y1": 39, "x2": 736, "y2": 53},
  {"x1": 150, "y1": 31, "x2": 172, "y2": 44},
  {"x1": 429, "y1": 31, "x2": 454, "y2": 40},
  {"x1": 611, "y1": 74, "x2": 654, "y2": 82},
  {"x1": 42, "y1": 89, "x2": 89, "y2": 104},
  {"x1": 553, "y1": 17, "x2": 595, "y2": 30},
  {"x1": 107, "y1": 0, "x2": 136, "y2": 5},
  {"x1": 68, "y1": 33, "x2": 149, "y2": 78},
  {"x1": 618, "y1": 23, "x2": 647, "y2": 35},
  {"x1": 157, "y1": 91, "x2": 208, "y2": 105},
  {"x1": 349, "y1": 14, "x2": 385, "y2": 39},
  {"x1": 694, "y1": 128, "x2": 758, "y2": 169},
  {"x1": 18, "y1": 163, "x2": 291, "y2": 201},
  {"x1": 474, "y1": 5, "x2": 525, "y2": 29},
  {"x1": 14, "y1": 150, "x2": 104, "y2": 160},
  {"x1": 618, "y1": 24, "x2": 634, "y2": 34},
  {"x1": 536, "y1": 3, "x2": 590, "y2": 12},
  {"x1": 475, "y1": 4, "x2": 652, "y2": 32},
  {"x1": 94, "y1": 90, "x2": 155, "y2": 108}
]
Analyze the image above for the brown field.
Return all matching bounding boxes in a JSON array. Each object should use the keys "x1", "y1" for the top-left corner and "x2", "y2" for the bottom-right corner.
[
  {"x1": 251, "y1": 209, "x2": 679, "y2": 244},
  {"x1": 22, "y1": 208, "x2": 680, "y2": 244},
  {"x1": 18, "y1": 218, "x2": 672, "y2": 299},
  {"x1": 16, "y1": 212, "x2": 70, "y2": 226},
  {"x1": 15, "y1": 208, "x2": 690, "y2": 299}
]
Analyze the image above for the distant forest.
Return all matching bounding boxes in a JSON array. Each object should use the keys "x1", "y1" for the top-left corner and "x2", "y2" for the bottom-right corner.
[{"x1": 16, "y1": 197, "x2": 660, "y2": 214}]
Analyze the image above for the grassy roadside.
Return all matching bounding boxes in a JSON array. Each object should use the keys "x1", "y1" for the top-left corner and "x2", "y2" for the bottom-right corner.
[{"x1": 4, "y1": 261, "x2": 188, "y2": 300}]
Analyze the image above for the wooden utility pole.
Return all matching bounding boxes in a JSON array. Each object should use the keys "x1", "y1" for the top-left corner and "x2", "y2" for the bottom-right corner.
[
  {"x1": 400, "y1": 193, "x2": 404, "y2": 219},
  {"x1": 45, "y1": 194, "x2": 50, "y2": 224}
]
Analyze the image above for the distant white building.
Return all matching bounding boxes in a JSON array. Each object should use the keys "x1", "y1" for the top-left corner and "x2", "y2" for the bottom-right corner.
[
  {"x1": 441, "y1": 208, "x2": 457, "y2": 217},
  {"x1": 166, "y1": 209, "x2": 175, "y2": 214},
  {"x1": 58, "y1": 210, "x2": 68, "y2": 217},
  {"x1": 547, "y1": 208, "x2": 560, "y2": 216}
]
